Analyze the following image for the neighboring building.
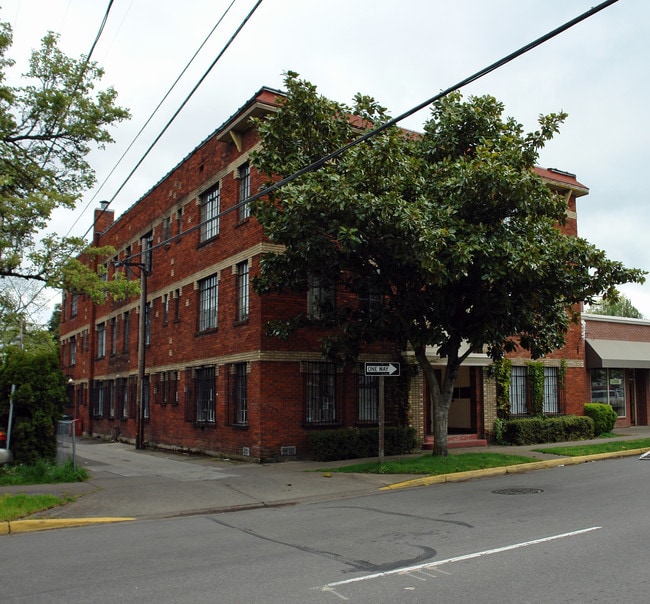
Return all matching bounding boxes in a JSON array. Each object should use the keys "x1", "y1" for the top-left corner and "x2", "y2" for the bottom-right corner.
[
  {"x1": 60, "y1": 87, "x2": 638, "y2": 459},
  {"x1": 584, "y1": 313, "x2": 650, "y2": 427}
]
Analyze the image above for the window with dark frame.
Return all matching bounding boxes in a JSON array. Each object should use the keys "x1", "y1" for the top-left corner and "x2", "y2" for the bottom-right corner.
[
  {"x1": 174, "y1": 289, "x2": 181, "y2": 321},
  {"x1": 143, "y1": 231, "x2": 153, "y2": 273},
  {"x1": 358, "y1": 370, "x2": 379, "y2": 423},
  {"x1": 122, "y1": 311, "x2": 130, "y2": 352},
  {"x1": 162, "y1": 293, "x2": 169, "y2": 325},
  {"x1": 69, "y1": 335, "x2": 76, "y2": 366},
  {"x1": 110, "y1": 317, "x2": 117, "y2": 355},
  {"x1": 196, "y1": 366, "x2": 216, "y2": 423},
  {"x1": 199, "y1": 275, "x2": 218, "y2": 331},
  {"x1": 162, "y1": 216, "x2": 171, "y2": 242},
  {"x1": 236, "y1": 260, "x2": 249, "y2": 322},
  {"x1": 238, "y1": 162, "x2": 251, "y2": 221},
  {"x1": 233, "y1": 363, "x2": 248, "y2": 425},
  {"x1": 200, "y1": 185, "x2": 220, "y2": 242},
  {"x1": 97, "y1": 322, "x2": 106, "y2": 359},
  {"x1": 307, "y1": 275, "x2": 335, "y2": 320},
  {"x1": 304, "y1": 361, "x2": 337, "y2": 425}
]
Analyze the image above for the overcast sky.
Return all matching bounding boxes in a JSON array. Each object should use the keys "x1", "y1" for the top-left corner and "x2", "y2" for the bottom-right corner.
[{"x1": 4, "y1": 0, "x2": 650, "y2": 318}]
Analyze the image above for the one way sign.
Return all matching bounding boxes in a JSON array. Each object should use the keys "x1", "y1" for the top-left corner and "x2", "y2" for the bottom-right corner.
[{"x1": 364, "y1": 362, "x2": 400, "y2": 377}]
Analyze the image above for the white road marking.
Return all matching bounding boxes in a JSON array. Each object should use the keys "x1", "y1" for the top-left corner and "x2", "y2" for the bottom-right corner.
[{"x1": 323, "y1": 526, "x2": 601, "y2": 589}]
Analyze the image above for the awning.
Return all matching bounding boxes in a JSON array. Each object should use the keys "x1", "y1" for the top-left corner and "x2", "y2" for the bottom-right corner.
[{"x1": 585, "y1": 339, "x2": 650, "y2": 369}]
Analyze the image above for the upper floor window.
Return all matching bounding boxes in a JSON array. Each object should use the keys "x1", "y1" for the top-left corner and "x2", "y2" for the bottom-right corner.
[
  {"x1": 142, "y1": 231, "x2": 153, "y2": 273},
  {"x1": 69, "y1": 335, "x2": 76, "y2": 366},
  {"x1": 162, "y1": 216, "x2": 171, "y2": 242},
  {"x1": 71, "y1": 294, "x2": 78, "y2": 318},
  {"x1": 199, "y1": 274, "x2": 219, "y2": 331},
  {"x1": 110, "y1": 317, "x2": 117, "y2": 355},
  {"x1": 162, "y1": 293, "x2": 169, "y2": 325},
  {"x1": 238, "y1": 162, "x2": 251, "y2": 221},
  {"x1": 97, "y1": 322, "x2": 106, "y2": 359},
  {"x1": 145, "y1": 302, "x2": 151, "y2": 345},
  {"x1": 200, "y1": 185, "x2": 220, "y2": 242},
  {"x1": 307, "y1": 275, "x2": 335, "y2": 320},
  {"x1": 236, "y1": 260, "x2": 249, "y2": 322},
  {"x1": 123, "y1": 311, "x2": 130, "y2": 352}
]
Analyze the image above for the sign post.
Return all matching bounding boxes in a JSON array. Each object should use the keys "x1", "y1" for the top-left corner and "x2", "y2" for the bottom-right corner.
[{"x1": 365, "y1": 362, "x2": 400, "y2": 464}]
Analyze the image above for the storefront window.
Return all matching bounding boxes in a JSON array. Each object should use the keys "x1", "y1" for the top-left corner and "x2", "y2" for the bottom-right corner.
[{"x1": 590, "y1": 368, "x2": 626, "y2": 417}]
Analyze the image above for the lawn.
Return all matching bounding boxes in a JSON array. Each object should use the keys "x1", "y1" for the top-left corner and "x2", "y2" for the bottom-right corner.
[
  {"x1": 0, "y1": 493, "x2": 74, "y2": 522},
  {"x1": 0, "y1": 460, "x2": 88, "y2": 486},
  {"x1": 320, "y1": 452, "x2": 536, "y2": 475},
  {"x1": 534, "y1": 438, "x2": 650, "y2": 457}
]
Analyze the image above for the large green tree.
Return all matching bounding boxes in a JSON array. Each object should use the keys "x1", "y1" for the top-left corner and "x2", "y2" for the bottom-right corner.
[
  {"x1": 252, "y1": 73, "x2": 645, "y2": 456},
  {"x1": 0, "y1": 20, "x2": 134, "y2": 302},
  {"x1": 588, "y1": 293, "x2": 644, "y2": 319}
]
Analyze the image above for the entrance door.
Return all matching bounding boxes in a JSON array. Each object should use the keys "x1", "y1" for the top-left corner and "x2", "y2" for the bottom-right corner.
[{"x1": 424, "y1": 366, "x2": 476, "y2": 435}]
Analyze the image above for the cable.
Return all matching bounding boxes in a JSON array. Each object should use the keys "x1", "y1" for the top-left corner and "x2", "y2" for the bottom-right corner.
[
  {"x1": 81, "y1": 0, "x2": 265, "y2": 242},
  {"x1": 64, "y1": 0, "x2": 239, "y2": 238},
  {"x1": 121, "y1": 0, "x2": 620, "y2": 264}
]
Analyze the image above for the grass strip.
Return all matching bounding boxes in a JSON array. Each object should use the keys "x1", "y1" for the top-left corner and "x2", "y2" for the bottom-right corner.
[
  {"x1": 0, "y1": 460, "x2": 88, "y2": 486},
  {"x1": 534, "y1": 438, "x2": 650, "y2": 457},
  {"x1": 0, "y1": 494, "x2": 73, "y2": 522},
  {"x1": 319, "y1": 452, "x2": 536, "y2": 475}
]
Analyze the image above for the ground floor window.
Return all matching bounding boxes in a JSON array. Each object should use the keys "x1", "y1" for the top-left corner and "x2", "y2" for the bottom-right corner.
[
  {"x1": 590, "y1": 368, "x2": 626, "y2": 417},
  {"x1": 509, "y1": 365, "x2": 560, "y2": 416},
  {"x1": 196, "y1": 366, "x2": 216, "y2": 423},
  {"x1": 304, "y1": 361, "x2": 337, "y2": 425},
  {"x1": 358, "y1": 369, "x2": 378, "y2": 423}
]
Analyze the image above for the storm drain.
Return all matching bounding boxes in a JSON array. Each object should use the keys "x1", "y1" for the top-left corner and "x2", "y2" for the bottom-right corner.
[{"x1": 492, "y1": 488, "x2": 544, "y2": 495}]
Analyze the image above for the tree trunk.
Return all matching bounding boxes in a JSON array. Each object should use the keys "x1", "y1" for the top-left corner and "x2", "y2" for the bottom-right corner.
[{"x1": 414, "y1": 343, "x2": 462, "y2": 457}]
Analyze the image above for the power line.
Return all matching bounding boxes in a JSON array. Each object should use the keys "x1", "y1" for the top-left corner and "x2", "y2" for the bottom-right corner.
[
  {"x1": 80, "y1": 0, "x2": 265, "y2": 243},
  {"x1": 122, "y1": 0, "x2": 620, "y2": 264},
  {"x1": 64, "y1": 0, "x2": 239, "y2": 238}
]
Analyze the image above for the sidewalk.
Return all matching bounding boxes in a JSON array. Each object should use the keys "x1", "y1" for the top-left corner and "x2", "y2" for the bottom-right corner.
[{"x1": 3, "y1": 426, "x2": 650, "y2": 534}]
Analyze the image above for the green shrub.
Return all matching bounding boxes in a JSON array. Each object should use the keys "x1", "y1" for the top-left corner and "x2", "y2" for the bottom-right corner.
[
  {"x1": 584, "y1": 403, "x2": 618, "y2": 435},
  {"x1": 501, "y1": 415, "x2": 594, "y2": 445},
  {"x1": 308, "y1": 426, "x2": 418, "y2": 461}
]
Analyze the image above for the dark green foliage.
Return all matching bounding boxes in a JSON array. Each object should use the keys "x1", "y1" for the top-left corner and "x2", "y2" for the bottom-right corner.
[
  {"x1": 0, "y1": 348, "x2": 67, "y2": 464},
  {"x1": 584, "y1": 403, "x2": 618, "y2": 435},
  {"x1": 501, "y1": 415, "x2": 594, "y2": 445},
  {"x1": 308, "y1": 426, "x2": 418, "y2": 461}
]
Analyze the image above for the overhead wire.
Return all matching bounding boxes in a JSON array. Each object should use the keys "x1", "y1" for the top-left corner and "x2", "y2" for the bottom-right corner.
[
  {"x1": 122, "y1": 0, "x2": 620, "y2": 264},
  {"x1": 79, "y1": 0, "x2": 265, "y2": 243},
  {"x1": 64, "y1": 0, "x2": 239, "y2": 238}
]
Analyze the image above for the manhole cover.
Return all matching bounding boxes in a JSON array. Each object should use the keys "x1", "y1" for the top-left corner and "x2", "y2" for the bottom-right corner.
[{"x1": 492, "y1": 488, "x2": 544, "y2": 495}]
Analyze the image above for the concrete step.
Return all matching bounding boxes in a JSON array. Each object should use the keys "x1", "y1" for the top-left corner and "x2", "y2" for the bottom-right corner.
[{"x1": 422, "y1": 434, "x2": 488, "y2": 450}]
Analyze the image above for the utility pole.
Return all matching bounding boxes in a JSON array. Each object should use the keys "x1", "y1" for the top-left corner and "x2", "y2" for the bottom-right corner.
[{"x1": 115, "y1": 250, "x2": 149, "y2": 450}]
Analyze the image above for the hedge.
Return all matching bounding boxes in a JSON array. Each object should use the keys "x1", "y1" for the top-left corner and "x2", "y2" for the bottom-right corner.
[
  {"x1": 584, "y1": 403, "x2": 618, "y2": 435},
  {"x1": 501, "y1": 415, "x2": 595, "y2": 446},
  {"x1": 308, "y1": 426, "x2": 418, "y2": 461}
]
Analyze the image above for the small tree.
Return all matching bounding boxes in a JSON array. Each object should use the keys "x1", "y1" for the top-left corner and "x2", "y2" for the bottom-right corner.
[
  {"x1": 0, "y1": 346, "x2": 67, "y2": 464},
  {"x1": 587, "y1": 293, "x2": 643, "y2": 319},
  {"x1": 252, "y1": 74, "x2": 645, "y2": 456},
  {"x1": 0, "y1": 19, "x2": 134, "y2": 302}
]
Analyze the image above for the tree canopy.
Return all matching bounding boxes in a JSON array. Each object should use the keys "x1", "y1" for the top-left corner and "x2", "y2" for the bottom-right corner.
[
  {"x1": 587, "y1": 293, "x2": 644, "y2": 319},
  {"x1": 0, "y1": 19, "x2": 133, "y2": 302},
  {"x1": 252, "y1": 73, "x2": 646, "y2": 455}
]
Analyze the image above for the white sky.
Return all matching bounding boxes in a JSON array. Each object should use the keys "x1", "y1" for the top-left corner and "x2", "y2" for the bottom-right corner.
[{"x1": 3, "y1": 0, "x2": 650, "y2": 319}]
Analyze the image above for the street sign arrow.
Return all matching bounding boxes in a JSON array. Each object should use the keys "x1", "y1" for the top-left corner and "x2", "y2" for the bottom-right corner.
[{"x1": 364, "y1": 362, "x2": 400, "y2": 377}]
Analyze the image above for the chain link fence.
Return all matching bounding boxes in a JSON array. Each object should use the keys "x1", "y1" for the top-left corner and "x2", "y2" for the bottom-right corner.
[{"x1": 56, "y1": 419, "x2": 77, "y2": 470}]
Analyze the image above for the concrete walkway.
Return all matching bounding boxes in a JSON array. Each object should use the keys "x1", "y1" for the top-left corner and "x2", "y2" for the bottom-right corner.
[{"x1": 2, "y1": 426, "x2": 650, "y2": 534}]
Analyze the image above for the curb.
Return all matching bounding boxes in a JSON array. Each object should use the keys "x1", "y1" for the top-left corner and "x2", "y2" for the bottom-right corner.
[
  {"x1": 1, "y1": 517, "x2": 135, "y2": 535},
  {"x1": 380, "y1": 448, "x2": 649, "y2": 491}
]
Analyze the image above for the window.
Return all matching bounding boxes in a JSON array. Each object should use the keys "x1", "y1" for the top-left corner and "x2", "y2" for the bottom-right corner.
[
  {"x1": 162, "y1": 216, "x2": 171, "y2": 241},
  {"x1": 162, "y1": 293, "x2": 169, "y2": 325},
  {"x1": 174, "y1": 289, "x2": 181, "y2": 321},
  {"x1": 196, "y1": 367, "x2": 216, "y2": 423},
  {"x1": 176, "y1": 208, "x2": 183, "y2": 236},
  {"x1": 143, "y1": 376, "x2": 150, "y2": 420},
  {"x1": 591, "y1": 368, "x2": 626, "y2": 417},
  {"x1": 358, "y1": 371, "x2": 379, "y2": 423},
  {"x1": 117, "y1": 378, "x2": 129, "y2": 420},
  {"x1": 509, "y1": 365, "x2": 560, "y2": 415},
  {"x1": 238, "y1": 162, "x2": 251, "y2": 221},
  {"x1": 199, "y1": 274, "x2": 218, "y2": 331},
  {"x1": 236, "y1": 261, "x2": 249, "y2": 322},
  {"x1": 123, "y1": 311, "x2": 130, "y2": 352},
  {"x1": 543, "y1": 367, "x2": 559, "y2": 414},
  {"x1": 145, "y1": 302, "x2": 151, "y2": 345},
  {"x1": 305, "y1": 362, "x2": 337, "y2": 424},
  {"x1": 200, "y1": 185, "x2": 220, "y2": 242},
  {"x1": 69, "y1": 336, "x2": 76, "y2": 366},
  {"x1": 110, "y1": 317, "x2": 117, "y2": 355},
  {"x1": 71, "y1": 294, "x2": 79, "y2": 317},
  {"x1": 143, "y1": 231, "x2": 153, "y2": 273},
  {"x1": 307, "y1": 275, "x2": 335, "y2": 320},
  {"x1": 97, "y1": 322, "x2": 106, "y2": 358},
  {"x1": 233, "y1": 363, "x2": 248, "y2": 425},
  {"x1": 107, "y1": 380, "x2": 115, "y2": 418},
  {"x1": 94, "y1": 381, "x2": 105, "y2": 418},
  {"x1": 124, "y1": 246, "x2": 132, "y2": 280}
]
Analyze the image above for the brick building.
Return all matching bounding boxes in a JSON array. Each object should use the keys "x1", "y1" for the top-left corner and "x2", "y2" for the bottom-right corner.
[{"x1": 59, "y1": 87, "x2": 628, "y2": 459}]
